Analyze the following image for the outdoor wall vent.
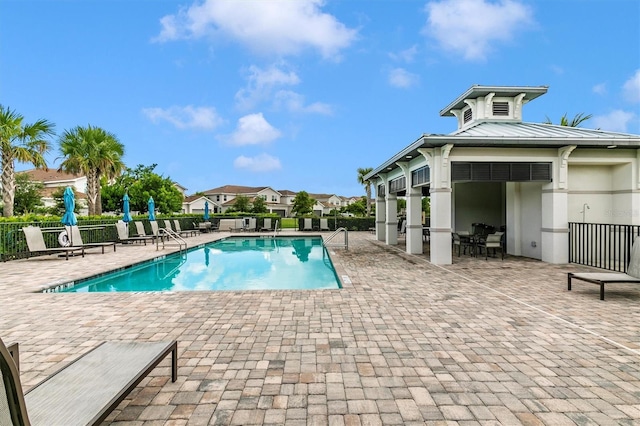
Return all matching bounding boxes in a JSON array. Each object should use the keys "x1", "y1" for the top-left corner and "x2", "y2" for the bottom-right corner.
[
  {"x1": 492, "y1": 102, "x2": 509, "y2": 116},
  {"x1": 463, "y1": 108, "x2": 472, "y2": 123}
]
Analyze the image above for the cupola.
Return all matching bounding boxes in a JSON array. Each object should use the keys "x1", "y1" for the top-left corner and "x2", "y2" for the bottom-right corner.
[{"x1": 440, "y1": 85, "x2": 549, "y2": 130}]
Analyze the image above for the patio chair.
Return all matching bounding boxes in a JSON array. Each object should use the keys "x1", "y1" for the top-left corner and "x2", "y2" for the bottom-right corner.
[
  {"x1": 452, "y1": 232, "x2": 474, "y2": 256},
  {"x1": 115, "y1": 222, "x2": 152, "y2": 245},
  {"x1": 261, "y1": 218, "x2": 272, "y2": 232},
  {"x1": 22, "y1": 226, "x2": 85, "y2": 260},
  {"x1": 246, "y1": 218, "x2": 257, "y2": 231},
  {"x1": 65, "y1": 225, "x2": 117, "y2": 254},
  {"x1": 568, "y1": 236, "x2": 640, "y2": 300},
  {"x1": 173, "y1": 220, "x2": 197, "y2": 237},
  {"x1": 149, "y1": 221, "x2": 166, "y2": 241},
  {"x1": 0, "y1": 336, "x2": 177, "y2": 426},
  {"x1": 320, "y1": 218, "x2": 330, "y2": 231},
  {"x1": 303, "y1": 218, "x2": 313, "y2": 231},
  {"x1": 476, "y1": 232, "x2": 504, "y2": 260}
]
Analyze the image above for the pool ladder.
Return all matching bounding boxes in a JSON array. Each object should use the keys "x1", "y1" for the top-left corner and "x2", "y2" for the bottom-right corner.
[
  {"x1": 324, "y1": 227, "x2": 348, "y2": 250},
  {"x1": 157, "y1": 227, "x2": 187, "y2": 252}
]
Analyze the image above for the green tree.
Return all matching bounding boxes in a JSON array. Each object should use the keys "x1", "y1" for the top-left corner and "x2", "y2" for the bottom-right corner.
[
  {"x1": 0, "y1": 105, "x2": 55, "y2": 217},
  {"x1": 231, "y1": 194, "x2": 251, "y2": 213},
  {"x1": 58, "y1": 125, "x2": 125, "y2": 216},
  {"x1": 291, "y1": 191, "x2": 315, "y2": 216},
  {"x1": 544, "y1": 112, "x2": 593, "y2": 127},
  {"x1": 357, "y1": 167, "x2": 373, "y2": 216},
  {"x1": 101, "y1": 164, "x2": 183, "y2": 214},
  {"x1": 252, "y1": 196, "x2": 268, "y2": 214},
  {"x1": 344, "y1": 197, "x2": 366, "y2": 217},
  {"x1": 397, "y1": 198, "x2": 406, "y2": 214},
  {"x1": 422, "y1": 197, "x2": 430, "y2": 217},
  {"x1": 13, "y1": 173, "x2": 44, "y2": 215}
]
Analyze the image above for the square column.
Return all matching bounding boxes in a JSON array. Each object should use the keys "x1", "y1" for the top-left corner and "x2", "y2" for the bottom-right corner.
[
  {"x1": 541, "y1": 189, "x2": 569, "y2": 264},
  {"x1": 429, "y1": 188, "x2": 452, "y2": 265},
  {"x1": 375, "y1": 194, "x2": 386, "y2": 241},
  {"x1": 405, "y1": 187, "x2": 424, "y2": 254},
  {"x1": 385, "y1": 193, "x2": 398, "y2": 245}
]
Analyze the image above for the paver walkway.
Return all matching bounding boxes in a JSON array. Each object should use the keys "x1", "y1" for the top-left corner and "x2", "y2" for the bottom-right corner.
[{"x1": 1, "y1": 231, "x2": 639, "y2": 425}]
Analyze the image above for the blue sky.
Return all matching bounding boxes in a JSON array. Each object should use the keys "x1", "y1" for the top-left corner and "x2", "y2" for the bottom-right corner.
[{"x1": 2, "y1": 0, "x2": 639, "y2": 197}]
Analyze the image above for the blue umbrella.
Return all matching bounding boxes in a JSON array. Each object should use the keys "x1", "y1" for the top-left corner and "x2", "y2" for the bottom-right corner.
[
  {"x1": 203, "y1": 201, "x2": 210, "y2": 221},
  {"x1": 148, "y1": 196, "x2": 156, "y2": 221},
  {"x1": 60, "y1": 186, "x2": 77, "y2": 246},
  {"x1": 122, "y1": 193, "x2": 133, "y2": 223}
]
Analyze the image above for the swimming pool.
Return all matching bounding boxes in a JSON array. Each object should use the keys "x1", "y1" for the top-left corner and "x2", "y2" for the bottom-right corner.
[{"x1": 53, "y1": 237, "x2": 341, "y2": 292}]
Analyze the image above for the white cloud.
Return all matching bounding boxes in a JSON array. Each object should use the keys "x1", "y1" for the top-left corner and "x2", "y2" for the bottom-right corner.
[
  {"x1": 234, "y1": 153, "x2": 282, "y2": 172},
  {"x1": 592, "y1": 83, "x2": 607, "y2": 95},
  {"x1": 593, "y1": 110, "x2": 636, "y2": 133},
  {"x1": 423, "y1": 0, "x2": 533, "y2": 61},
  {"x1": 388, "y1": 68, "x2": 419, "y2": 89},
  {"x1": 273, "y1": 90, "x2": 333, "y2": 114},
  {"x1": 235, "y1": 64, "x2": 300, "y2": 110},
  {"x1": 622, "y1": 69, "x2": 640, "y2": 103},
  {"x1": 389, "y1": 45, "x2": 419, "y2": 63},
  {"x1": 154, "y1": 0, "x2": 358, "y2": 59},
  {"x1": 226, "y1": 113, "x2": 281, "y2": 146},
  {"x1": 142, "y1": 105, "x2": 224, "y2": 130}
]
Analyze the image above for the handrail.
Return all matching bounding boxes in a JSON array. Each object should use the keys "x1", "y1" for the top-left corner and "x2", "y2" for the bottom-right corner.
[
  {"x1": 273, "y1": 220, "x2": 280, "y2": 237},
  {"x1": 156, "y1": 227, "x2": 187, "y2": 252},
  {"x1": 157, "y1": 253, "x2": 187, "y2": 281},
  {"x1": 324, "y1": 227, "x2": 348, "y2": 250}
]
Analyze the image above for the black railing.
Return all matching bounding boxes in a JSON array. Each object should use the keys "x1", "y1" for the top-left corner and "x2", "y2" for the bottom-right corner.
[{"x1": 569, "y1": 222, "x2": 640, "y2": 273}]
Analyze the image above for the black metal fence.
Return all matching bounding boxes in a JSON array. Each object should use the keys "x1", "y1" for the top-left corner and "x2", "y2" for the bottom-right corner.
[
  {"x1": 569, "y1": 222, "x2": 640, "y2": 273},
  {"x1": 0, "y1": 218, "x2": 200, "y2": 262}
]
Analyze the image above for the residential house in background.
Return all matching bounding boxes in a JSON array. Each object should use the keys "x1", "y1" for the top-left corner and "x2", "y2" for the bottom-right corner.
[
  {"x1": 181, "y1": 194, "x2": 220, "y2": 215},
  {"x1": 17, "y1": 169, "x2": 89, "y2": 215}
]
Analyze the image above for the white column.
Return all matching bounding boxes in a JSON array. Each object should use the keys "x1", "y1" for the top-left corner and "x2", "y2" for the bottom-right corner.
[
  {"x1": 397, "y1": 161, "x2": 423, "y2": 254},
  {"x1": 375, "y1": 184, "x2": 386, "y2": 242},
  {"x1": 386, "y1": 191, "x2": 398, "y2": 245},
  {"x1": 420, "y1": 145, "x2": 453, "y2": 265},
  {"x1": 505, "y1": 182, "x2": 522, "y2": 256},
  {"x1": 541, "y1": 187, "x2": 569, "y2": 264}
]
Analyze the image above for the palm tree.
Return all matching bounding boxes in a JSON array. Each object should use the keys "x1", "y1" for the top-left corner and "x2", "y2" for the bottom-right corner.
[
  {"x1": 357, "y1": 167, "x2": 373, "y2": 216},
  {"x1": 0, "y1": 105, "x2": 55, "y2": 217},
  {"x1": 544, "y1": 112, "x2": 593, "y2": 127},
  {"x1": 58, "y1": 125, "x2": 125, "y2": 215}
]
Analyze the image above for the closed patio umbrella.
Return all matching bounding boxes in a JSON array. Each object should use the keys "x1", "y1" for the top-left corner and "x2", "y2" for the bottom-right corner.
[
  {"x1": 60, "y1": 186, "x2": 77, "y2": 246},
  {"x1": 122, "y1": 193, "x2": 133, "y2": 223},
  {"x1": 148, "y1": 197, "x2": 156, "y2": 221},
  {"x1": 204, "y1": 201, "x2": 210, "y2": 221}
]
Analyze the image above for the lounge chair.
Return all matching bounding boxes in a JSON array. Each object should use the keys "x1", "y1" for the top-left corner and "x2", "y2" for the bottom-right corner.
[
  {"x1": 149, "y1": 221, "x2": 165, "y2": 241},
  {"x1": 134, "y1": 221, "x2": 155, "y2": 241},
  {"x1": 65, "y1": 225, "x2": 117, "y2": 254},
  {"x1": 261, "y1": 218, "x2": 272, "y2": 232},
  {"x1": 568, "y1": 236, "x2": 640, "y2": 300},
  {"x1": 0, "y1": 336, "x2": 177, "y2": 426},
  {"x1": 303, "y1": 218, "x2": 313, "y2": 231},
  {"x1": 22, "y1": 226, "x2": 85, "y2": 260},
  {"x1": 173, "y1": 220, "x2": 197, "y2": 237},
  {"x1": 246, "y1": 217, "x2": 257, "y2": 231},
  {"x1": 320, "y1": 218, "x2": 330, "y2": 231},
  {"x1": 115, "y1": 222, "x2": 153, "y2": 245}
]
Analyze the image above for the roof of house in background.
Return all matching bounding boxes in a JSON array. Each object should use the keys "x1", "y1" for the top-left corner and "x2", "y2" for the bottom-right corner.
[
  {"x1": 203, "y1": 185, "x2": 271, "y2": 194},
  {"x1": 18, "y1": 169, "x2": 84, "y2": 183}
]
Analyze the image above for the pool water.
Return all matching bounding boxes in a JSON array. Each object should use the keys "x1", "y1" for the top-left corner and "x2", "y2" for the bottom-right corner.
[{"x1": 57, "y1": 237, "x2": 341, "y2": 292}]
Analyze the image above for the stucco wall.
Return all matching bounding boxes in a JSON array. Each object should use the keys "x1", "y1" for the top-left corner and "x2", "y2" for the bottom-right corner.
[
  {"x1": 519, "y1": 182, "x2": 543, "y2": 259},
  {"x1": 453, "y1": 182, "x2": 504, "y2": 233}
]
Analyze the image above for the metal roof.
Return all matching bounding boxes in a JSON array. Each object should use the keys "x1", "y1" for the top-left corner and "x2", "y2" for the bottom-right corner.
[{"x1": 364, "y1": 121, "x2": 640, "y2": 181}]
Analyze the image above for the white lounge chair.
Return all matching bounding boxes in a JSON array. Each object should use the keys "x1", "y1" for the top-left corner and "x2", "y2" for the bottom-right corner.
[
  {"x1": 568, "y1": 236, "x2": 640, "y2": 300},
  {"x1": 320, "y1": 218, "x2": 330, "y2": 231},
  {"x1": 115, "y1": 222, "x2": 152, "y2": 245},
  {"x1": 0, "y1": 336, "x2": 177, "y2": 426},
  {"x1": 134, "y1": 221, "x2": 155, "y2": 240},
  {"x1": 303, "y1": 218, "x2": 313, "y2": 231},
  {"x1": 261, "y1": 218, "x2": 272, "y2": 232},
  {"x1": 22, "y1": 226, "x2": 85, "y2": 260},
  {"x1": 173, "y1": 220, "x2": 197, "y2": 237},
  {"x1": 65, "y1": 225, "x2": 117, "y2": 254}
]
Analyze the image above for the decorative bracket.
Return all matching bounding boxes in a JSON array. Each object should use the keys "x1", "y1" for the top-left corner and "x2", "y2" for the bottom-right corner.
[{"x1": 558, "y1": 145, "x2": 577, "y2": 189}]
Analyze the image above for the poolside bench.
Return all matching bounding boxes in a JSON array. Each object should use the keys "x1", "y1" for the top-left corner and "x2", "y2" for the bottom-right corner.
[
  {"x1": 2, "y1": 339, "x2": 178, "y2": 426},
  {"x1": 568, "y1": 236, "x2": 640, "y2": 300}
]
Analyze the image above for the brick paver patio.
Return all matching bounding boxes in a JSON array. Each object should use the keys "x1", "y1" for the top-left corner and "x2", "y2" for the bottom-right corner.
[{"x1": 1, "y1": 231, "x2": 639, "y2": 425}]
